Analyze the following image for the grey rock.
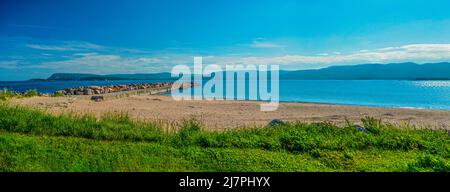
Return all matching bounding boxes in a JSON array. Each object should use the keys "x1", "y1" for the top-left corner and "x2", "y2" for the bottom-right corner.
[
  {"x1": 267, "y1": 119, "x2": 286, "y2": 127},
  {"x1": 355, "y1": 125, "x2": 370, "y2": 133},
  {"x1": 91, "y1": 96, "x2": 104, "y2": 102}
]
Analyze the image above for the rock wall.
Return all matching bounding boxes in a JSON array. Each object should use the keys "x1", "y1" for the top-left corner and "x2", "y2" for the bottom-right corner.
[{"x1": 55, "y1": 82, "x2": 193, "y2": 95}]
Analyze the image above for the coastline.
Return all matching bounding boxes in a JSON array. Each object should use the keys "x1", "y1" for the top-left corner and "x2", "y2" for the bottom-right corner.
[
  {"x1": 275, "y1": 100, "x2": 447, "y2": 111},
  {"x1": 11, "y1": 94, "x2": 450, "y2": 130},
  {"x1": 3, "y1": 79, "x2": 450, "y2": 110}
]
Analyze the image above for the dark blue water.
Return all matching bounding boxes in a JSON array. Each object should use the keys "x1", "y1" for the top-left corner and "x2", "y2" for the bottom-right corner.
[{"x1": 1, "y1": 80, "x2": 450, "y2": 110}]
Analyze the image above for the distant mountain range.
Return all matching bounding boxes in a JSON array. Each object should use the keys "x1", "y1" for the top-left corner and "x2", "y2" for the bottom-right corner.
[
  {"x1": 47, "y1": 72, "x2": 175, "y2": 81},
  {"x1": 280, "y1": 62, "x2": 450, "y2": 80},
  {"x1": 44, "y1": 62, "x2": 450, "y2": 81}
]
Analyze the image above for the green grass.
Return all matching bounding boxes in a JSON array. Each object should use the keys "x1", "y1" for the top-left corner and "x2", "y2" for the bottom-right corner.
[
  {"x1": 22, "y1": 89, "x2": 40, "y2": 97},
  {"x1": 0, "y1": 89, "x2": 41, "y2": 101},
  {"x1": 0, "y1": 89, "x2": 18, "y2": 101},
  {"x1": 52, "y1": 91, "x2": 65, "y2": 97},
  {"x1": 0, "y1": 104, "x2": 448, "y2": 172}
]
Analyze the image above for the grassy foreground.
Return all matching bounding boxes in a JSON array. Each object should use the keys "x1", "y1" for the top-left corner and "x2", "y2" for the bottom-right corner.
[{"x1": 0, "y1": 103, "x2": 448, "y2": 172}]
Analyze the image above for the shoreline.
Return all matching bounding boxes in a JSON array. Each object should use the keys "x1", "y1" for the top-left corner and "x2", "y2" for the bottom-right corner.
[
  {"x1": 166, "y1": 92, "x2": 450, "y2": 112},
  {"x1": 276, "y1": 100, "x2": 450, "y2": 111},
  {"x1": 10, "y1": 94, "x2": 450, "y2": 130}
]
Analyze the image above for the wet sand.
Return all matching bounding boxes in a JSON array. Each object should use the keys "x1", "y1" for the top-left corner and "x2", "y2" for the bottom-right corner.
[{"x1": 11, "y1": 94, "x2": 450, "y2": 130}]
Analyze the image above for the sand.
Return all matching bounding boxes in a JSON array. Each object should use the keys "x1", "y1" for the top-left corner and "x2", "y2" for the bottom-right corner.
[{"x1": 11, "y1": 94, "x2": 450, "y2": 130}]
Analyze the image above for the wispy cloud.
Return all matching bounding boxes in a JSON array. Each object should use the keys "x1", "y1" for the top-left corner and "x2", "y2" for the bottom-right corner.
[
  {"x1": 246, "y1": 38, "x2": 285, "y2": 48},
  {"x1": 0, "y1": 61, "x2": 18, "y2": 69},
  {"x1": 249, "y1": 41, "x2": 283, "y2": 48},
  {"x1": 11, "y1": 37, "x2": 450, "y2": 74},
  {"x1": 29, "y1": 53, "x2": 163, "y2": 74},
  {"x1": 25, "y1": 41, "x2": 149, "y2": 55},
  {"x1": 27, "y1": 44, "x2": 82, "y2": 51},
  {"x1": 26, "y1": 41, "x2": 105, "y2": 52},
  {"x1": 9, "y1": 24, "x2": 55, "y2": 30},
  {"x1": 210, "y1": 44, "x2": 450, "y2": 68}
]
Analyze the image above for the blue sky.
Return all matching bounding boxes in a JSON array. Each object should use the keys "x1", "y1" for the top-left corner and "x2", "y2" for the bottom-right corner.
[{"x1": 2, "y1": 0, "x2": 450, "y2": 80}]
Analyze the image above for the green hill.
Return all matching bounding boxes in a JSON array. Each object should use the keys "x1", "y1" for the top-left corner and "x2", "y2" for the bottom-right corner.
[{"x1": 47, "y1": 72, "x2": 176, "y2": 81}]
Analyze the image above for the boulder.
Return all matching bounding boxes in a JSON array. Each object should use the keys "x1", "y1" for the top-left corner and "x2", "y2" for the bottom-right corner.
[
  {"x1": 88, "y1": 86, "x2": 101, "y2": 90},
  {"x1": 91, "y1": 96, "x2": 104, "y2": 102},
  {"x1": 83, "y1": 88, "x2": 93, "y2": 95},
  {"x1": 267, "y1": 119, "x2": 286, "y2": 127},
  {"x1": 94, "y1": 89, "x2": 101, "y2": 94}
]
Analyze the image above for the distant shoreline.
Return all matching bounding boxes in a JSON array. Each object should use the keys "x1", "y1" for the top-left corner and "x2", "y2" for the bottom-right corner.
[
  {"x1": 2, "y1": 79, "x2": 450, "y2": 83},
  {"x1": 3, "y1": 61, "x2": 450, "y2": 82}
]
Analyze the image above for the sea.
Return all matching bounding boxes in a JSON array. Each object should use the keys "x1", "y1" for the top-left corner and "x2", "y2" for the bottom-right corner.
[{"x1": 1, "y1": 80, "x2": 450, "y2": 110}]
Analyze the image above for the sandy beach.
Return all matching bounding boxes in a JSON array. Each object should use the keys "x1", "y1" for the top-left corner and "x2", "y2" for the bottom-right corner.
[{"x1": 11, "y1": 94, "x2": 450, "y2": 130}]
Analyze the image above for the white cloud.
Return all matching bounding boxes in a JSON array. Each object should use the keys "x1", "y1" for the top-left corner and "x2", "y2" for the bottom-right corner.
[
  {"x1": 209, "y1": 44, "x2": 450, "y2": 68},
  {"x1": 248, "y1": 40, "x2": 284, "y2": 48},
  {"x1": 73, "y1": 52, "x2": 99, "y2": 57},
  {"x1": 401, "y1": 44, "x2": 450, "y2": 52},
  {"x1": 18, "y1": 41, "x2": 450, "y2": 73}
]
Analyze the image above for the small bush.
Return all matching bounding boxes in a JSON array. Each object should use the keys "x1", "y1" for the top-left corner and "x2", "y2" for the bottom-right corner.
[
  {"x1": 23, "y1": 89, "x2": 40, "y2": 97},
  {"x1": 0, "y1": 89, "x2": 17, "y2": 101},
  {"x1": 173, "y1": 119, "x2": 203, "y2": 146},
  {"x1": 53, "y1": 92, "x2": 65, "y2": 97},
  {"x1": 361, "y1": 116, "x2": 383, "y2": 134}
]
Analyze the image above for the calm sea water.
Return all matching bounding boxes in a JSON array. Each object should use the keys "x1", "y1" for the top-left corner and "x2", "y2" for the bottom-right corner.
[{"x1": 1, "y1": 80, "x2": 450, "y2": 110}]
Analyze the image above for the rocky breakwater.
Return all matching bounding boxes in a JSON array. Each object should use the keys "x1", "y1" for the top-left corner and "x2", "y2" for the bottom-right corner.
[{"x1": 55, "y1": 82, "x2": 193, "y2": 96}]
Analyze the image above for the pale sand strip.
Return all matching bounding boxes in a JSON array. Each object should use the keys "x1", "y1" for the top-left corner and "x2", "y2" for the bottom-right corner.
[{"x1": 11, "y1": 94, "x2": 450, "y2": 130}]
